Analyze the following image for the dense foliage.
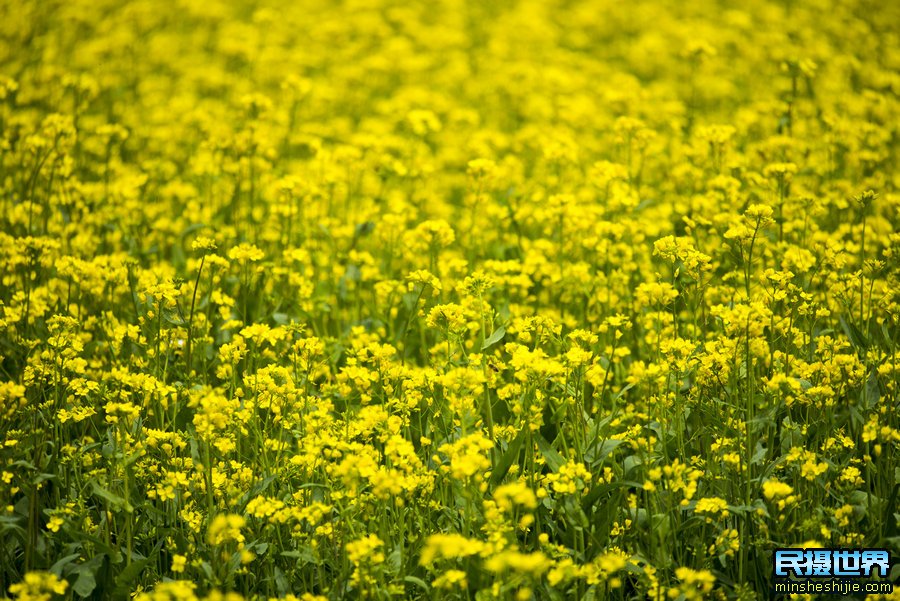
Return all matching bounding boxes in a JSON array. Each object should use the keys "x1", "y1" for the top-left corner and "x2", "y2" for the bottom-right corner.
[{"x1": 1, "y1": 0, "x2": 899, "y2": 599}]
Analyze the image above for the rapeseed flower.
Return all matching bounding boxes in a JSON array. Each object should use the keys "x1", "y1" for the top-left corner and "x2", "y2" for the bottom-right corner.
[{"x1": 2, "y1": 0, "x2": 898, "y2": 597}]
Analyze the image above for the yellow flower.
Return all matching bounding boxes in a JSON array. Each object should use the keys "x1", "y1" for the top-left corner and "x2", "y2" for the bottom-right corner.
[
  {"x1": 635, "y1": 282, "x2": 678, "y2": 309},
  {"x1": 191, "y1": 236, "x2": 218, "y2": 252},
  {"x1": 207, "y1": 514, "x2": 246, "y2": 546},
  {"x1": 467, "y1": 159, "x2": 496, "y2": 179},
  {"x1": 419, "y1": 534, "x2": 485, "y2": 566},
  {"x1": 404, "y1": 220, "x2": 456, "y2": 253},
  {"x1": 708, "y1": 528, "x2": 740, "y2": 558},
  {"x1": 346, "y1": 534, "x2": 385, "y2": 565},
  {"x1": 694, "y1": 497, "x2": 729, "y2": 520},
  {"x1": 484, "y1": 551, "x2": 551, "y2": 576},
  {"x1": 9, "y1": 572, "x2": 68, "y2": 601},
  {"x1": 762, "y1": 479, "x2": 793, "y2": 500},
  {"x1": 227, "y1": 243, "x2": 265, "y2": 262},
  {"x1": 46, "y1": 516, "x2": 64, "y2": 533},
  {"x1": 426, "y1": 303, "x2": 467, "y2": 333},
  {"x1": 671, "y1": 567, "x2": 716, "y2": 600},
  {"x1": 134, "y1": 581, "x2": 197, "y2": 601},
  {"x1": 171, "y1": 554, "x2": 187, "y2": 573},
  {"x1": 494, "y1": 481, "x2": 538, "y2": 512},
  {"x1": 544, "y1": 461, "x2": 592, "y2": 495},
  {"x1": 433, "y1": 569, "x2": 467, "y2": 590},
  {"x1": 438, "y1": 433, "x2": 494, "y2": 481}
]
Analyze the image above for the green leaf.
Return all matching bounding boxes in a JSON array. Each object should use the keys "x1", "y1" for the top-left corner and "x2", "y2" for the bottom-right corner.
[
  {"x1": 884, "y1": 484, "x2": 899, "y2": 538},
  {"x1": 344, "y1": 263, "x2": 361, "y2": 282},
  {"x1": 70, "y1": 530, "x2": 121, "y2": 561},
  {"x1": 49, "y1": 553, "x2": 83, "y2": 577},
  {"x1": 124, "y1": 450, "x2": 143, "y2": 468},
  {"x1": 281, "y1": 546, "x2": 317, "y2": 564},
  {"x1": 73, "y1": 569, "x2": 97, "y2": 598},
  {"x1": 71, "y1": 555, "x2": 104, "y2": 598},
  {"x1": 387, "y1": 547, "x2": 402, "y2": 571},
  {"x1": 481, "y1": 326, "x2": 506, "y2": 350},
  {"x1": 613, "y1": 382, "x2": 635, "y2": 400},
  {"x1": 403, "y1": 576, "x2": 430, "y2": 591},
  {"x1": 0, "y1": 515, "x2": 26, "y2": 535},
  {"x1": 274, "y1": 567, "x2": 289, "y2": 596},
  {"x1": 589, "y1": 439, "x2": 624, "y2": 463},
  {"x1": 534, "y1": 432, "x2": 564, "y2": 471},
  {"x1": 355, "y1": 221, "x2": 375, "y2": 237},
  {"x1": 623, "y1": 454, "x2": 644, "y2": 475},
  {"x1": 650, "y1": 513, "x2": 671, "y2": 541},
  {"x1": 750, "y1": 442, "x2": 767, "y2": 465},
  {"x1": 861, "y1": 370, "x2": 880, "y2": 410},
  {"x1": 581, "y1": 480, "x2": 644, "y2": 511},
  {"x1": 91, "y1": 482, "x2": 125, "y2": 510},
  {"x1": 113, "y1": 556, "x2": 150, "y2": 597},
  {"x1": 490, "y1": 428, "x2": 526, "y2": 488},
  {"x1": 114, "y1": 539, "x2": 162, "y2": 597},
  {"x1": 839, "y1": 315, "x2": 868, "y2": 353},
  {"x1": 200, "y1": 561, "x2": 214, "y2": 580},
  {"x1": 33, "y1": 472, "x2": 57, "y2": 486}
]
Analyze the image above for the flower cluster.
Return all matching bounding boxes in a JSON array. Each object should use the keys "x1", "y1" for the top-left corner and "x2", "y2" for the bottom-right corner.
[{"x1": 1, "y1": 0, "x2": 898, "y2": 598}]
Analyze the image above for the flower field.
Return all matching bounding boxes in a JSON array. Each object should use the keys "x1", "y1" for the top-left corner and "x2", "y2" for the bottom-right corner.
[{"x1": 1, "y1": 0, "x2": 899, "y2": 598}]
